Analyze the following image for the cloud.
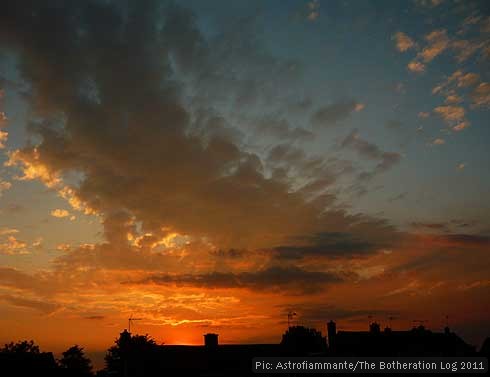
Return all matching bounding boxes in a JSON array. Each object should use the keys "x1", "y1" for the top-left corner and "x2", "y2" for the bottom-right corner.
[
  {"x1": 50, "y1": 209, "x2": 70, "y2": 218},
  {"x1": 0, "y1": 0, "x2": 405, "y2": 310},
  {"x1": 407, "y1": 61, "x2": 425, "y2": 73},
  {"x1": 0, "y1": 129, "x2": 7, "y2": 148},
  {"x1": 419, "y1": 29, "x2": 450, "y2": 62},
  {"x1": 0, "y1": 227, "x2": 19, "y2": 236},
  {"x1": 471, "y1": 82, "x2": 490, "y2": 108},
  {"x1": 288, "y1": 303, "x2": 397, "y2": 322},
  {"x1": 307, "y1": 0, "x2": 320, "y2": 22},
  {"x1": 0, "y1": 111, "x2": 7, "y2": 127},
  {"x1": 341, "y1": 130, "x2": 402, "y2": 179},
  {"x1": 438, "y1": 234, "x2": 490, "y2": 247},
  {"x1": 418, "y1": 111, "x2": 430, "y2": 118},
  {"x1": 1, "y1": 83, "x2": 10, "y2": 150},
  {"x1": 393, "y1": 32, "x2": 415, "y2": 52},
  {"x1": 84, "y1": 315, "x2": 105, "y2": 320},
  {"x1": 270, "y1": 232, "x2": 388, "y2": 260},
  {"x1": 433, "y1": 105, "x2": 465, "y2": 123},
  {"x1": 385, "y1": 233, "x2": 490, "y2": 297},
  {"x1": 311, "y1": 100, "x2": 363, "y2": 128},
  {"x1": 354, "y1": 103, "x2": 365, "y2": 112},
  {"x1": 0, "y1": 235, "x2": 29, "y2": 255},
  {"x1": 431, "y1": 70, "x2": 480, "y2": 127},
  {"x1": 0, "y1": 180, "x2": 11, "y2": 196},
  {"x1": 253, "y1": 117, "x2": 313, "y2": 142},
  {"x1": 0, "y1": 294, "x2": 59, "y2": 314},
  {"x1": 432, "y1": 138, "x2": 445, "y2": 145},
  {"x1": 0, "y1": 267, "x2": 41, "y2": 291},
  {"x1": 56, "y1": 243, "x2": 71, "y2": 252},
  {"x1": 482, "y1": 16, "x2": 490, "y2": 33},
  {"x1": 0, "y1": 1, "x2": 392, "y2": 253},
  {"x1": 127, "y1": 266, "x2": 346, "y2": 294},
  {"x1": 452, "y1": 40, "x2": 485, "y2": 63},
  {"x1": 388, "y1": 192, "x2": 407, "y2": 202},
  {"x1": 457, "y1": 163, "x2": 466, "y2": 170},
  {"x1": 414, "y1": 0, "x2": 444, "y2": 8},
  {"x1": 456, "y1": 72, "x2": 480, "y2": 88},
  {"x1": 403, "y1": 27, "x2": 484, "y2": 74},
  {"x1": 462, "y1": 14, "x2": 482, "y2": 27},
  {"x1": 452, "y1": 121, "x2": 469, "y2": 132},
  {"x1": 444, "y1": 93, "x2": 462, "y2": 105},
  {"x1": 411, "y1": 222, "x2": 448, "y2": 232},
  {"x1": 437, "y1": 70, "x2": 480, "y2": 91}
]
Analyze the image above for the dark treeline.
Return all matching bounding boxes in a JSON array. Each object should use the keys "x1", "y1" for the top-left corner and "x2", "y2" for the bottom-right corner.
[
  {"x1": 0, "y1": 333, "x2": 170, "y2": 377},
  {"x1": 0, "y1": 340, "x2": 96, "y2": 376}
]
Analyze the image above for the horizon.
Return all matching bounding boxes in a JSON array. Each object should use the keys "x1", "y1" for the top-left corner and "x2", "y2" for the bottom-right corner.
[
  {"x1": 0, "y1": 0, "x2": 489, "y2": 370},
  {"x1": 3, "y1": 319, "x2": 485, "y2": 372}
]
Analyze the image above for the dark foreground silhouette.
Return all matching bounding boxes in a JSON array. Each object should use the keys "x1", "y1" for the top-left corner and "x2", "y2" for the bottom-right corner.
[{"x1": 1, "y1": 322, "x2": 488, "y2": 377}]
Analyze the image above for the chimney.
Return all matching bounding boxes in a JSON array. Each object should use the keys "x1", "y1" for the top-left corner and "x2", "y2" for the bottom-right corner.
[
  {"x1": 369, "y1": 322, "x2": 381, "y2": 334},
  {"x1": 204, "y1": 333, "x2": 219, "y2": 349},
  {"x1": 327, "y1": 320, "x2": 336, "y2": 351}
]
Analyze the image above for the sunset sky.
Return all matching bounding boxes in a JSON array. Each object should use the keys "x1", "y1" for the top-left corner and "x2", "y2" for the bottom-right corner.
[{"x1": 0, "y1": 0, "x2": 489, "y2": 362}]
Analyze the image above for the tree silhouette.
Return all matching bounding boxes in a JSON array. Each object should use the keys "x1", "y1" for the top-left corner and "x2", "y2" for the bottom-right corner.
[
  {"x1": 0, "y1": 340, "x2": 58, "y2": 376},
  {"x1": 1, "y1": 340, "x2": 40, "y2": 354},
  {"x1": 103, "y1": 331, "x2": 161, "y2": 377},
  {"x1": 59, "y1": 345, "x2": 94, "y2": 377}
]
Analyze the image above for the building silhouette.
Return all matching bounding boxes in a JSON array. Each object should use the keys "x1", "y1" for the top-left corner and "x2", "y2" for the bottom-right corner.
[
  {"x1": 1, "y1": 321, "x2": 484, "y2": 377},
  {"x1": 327, "y1": 320, "x2": 476, "y2": 356},
  {"x1": 95, "y1": 320, "x2": 478, "y2": 375},
  {"x1": 204, "y1": 333, "x2": 219, "y2": 349}
]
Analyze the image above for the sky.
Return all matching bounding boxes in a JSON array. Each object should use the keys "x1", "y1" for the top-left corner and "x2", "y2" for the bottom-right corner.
[{"x1": 0, "y1": 0, "x2": 489, "y2": 364}]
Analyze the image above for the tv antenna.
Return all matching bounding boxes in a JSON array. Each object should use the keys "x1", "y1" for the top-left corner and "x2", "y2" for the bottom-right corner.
[
  {"x1": 412, "y1": 319, "x2": 428, "y2": 328},
  {"x1": 388, "y1": 316, "x2": 395, "y2": 329},
  {"x1": 128, "y1": 314, "x2": 142, "y2": 333},
  {"x1": 287, "y1": 311, "x2": 297, "y2": 328}
]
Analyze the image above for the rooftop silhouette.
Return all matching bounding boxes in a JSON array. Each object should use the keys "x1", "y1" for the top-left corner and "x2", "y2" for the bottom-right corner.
[{"x1": 1, "y1": 320, "x2": 486, "y2": 376}]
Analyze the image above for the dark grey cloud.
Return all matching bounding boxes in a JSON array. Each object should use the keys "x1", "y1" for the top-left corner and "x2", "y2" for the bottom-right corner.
[
  {"x1": 411, "y1": 222, "x2": 449, "y2": 231},
  {"x1": 311, "y1": 100, "x2": 359, "y2": 128},
  {"x1": 341, "y1": 129, "x2": 401, "y2": 182},
  {"x1": 210, "y1": 248, "x2": 246, "y2": 259},
  {"x1": 84, "y1": 315, "x2": 105, "y2": 320},
  {"x1": 127, "y1": 266, "x2": 347, "y2": 293},
  {"x1": 441, "y1": 234, "x2": 490, "y2": 246},
  {"x1": 388, "y1": 192, "x2": 407, "y2": 202},
  {"x1": 390, "y1": 234, "x2": 490, "y2": 275},
  {"x1": 279, "y1": 304, "x2": 398, "y2": 323},
  {"x1": 270, "y1": 232, "x2": 384, "y2": 260}
]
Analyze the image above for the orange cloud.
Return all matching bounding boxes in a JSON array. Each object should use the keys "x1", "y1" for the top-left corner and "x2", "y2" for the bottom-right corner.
[
  {"x1": 51, "y1": 209, "x2": 70, "y2": 218},
  {"x1": 407, "y1": 61, "x2": 425, "y2": 73},
  {"x1": 393, "y1": 32, "x2": 415, "y2": 52}
]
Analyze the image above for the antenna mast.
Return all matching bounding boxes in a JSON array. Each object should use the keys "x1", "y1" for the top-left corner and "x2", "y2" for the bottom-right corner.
[
  {"x1": 128, "y1": 314, "x2": 142, "y2": 333},
  {"x1": 388, "y1": 316, "x2": 395, "y2": 329},
  {"x1": 287, "y1": 311, "x2": 297, "y2": 328}
]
